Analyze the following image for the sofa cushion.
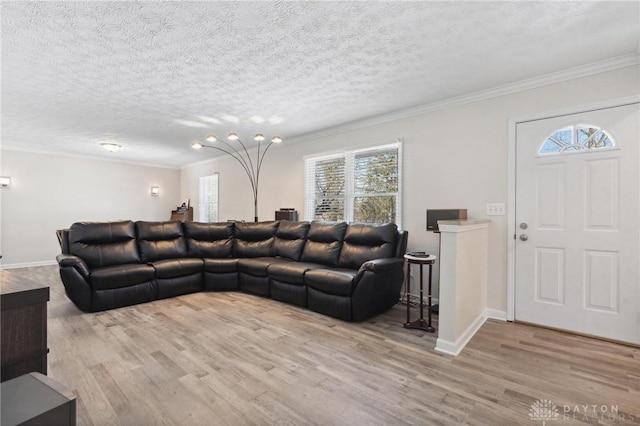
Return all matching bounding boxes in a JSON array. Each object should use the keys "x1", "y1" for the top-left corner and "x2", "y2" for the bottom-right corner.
[
  {"x1": 204, "y1": 258, "x2": 239, "y2": 273},
  {"x1": 69, "y1": 221, "x2": 140, "y2": 268},
  {"x1": 274, "y1": 221, "x2": 310, "y2": 261},
  {"x1": 233, "y1": 221, "x2": 279, "y2": 257},
  {"x1": 339, "y1": 223, "x2": 398, "y2": 270},
  {"x1": 90, "y1": 263, "x2": 155, "y2": 291},
  {"x1": 268, "y1": 261, "x2": 326, "y2": 284},
  {"x1": 184, "y1": 222, "x2": 234, "y2": 258},
  {"x1": 136, "y1": 221, "x2": 187, "y2": 262},
  {"x1": 305, "y1": 268, "x2": 358, "y2": 297},
  {"x1": 238, "y1": 257, "x2": 289, "y2": 277},
  {"x1": 151, "y1": 258, "x2": 203, "y2": 279},
  {"x1": 300, "y1": 221, "x2": 348, "y2": 267}
]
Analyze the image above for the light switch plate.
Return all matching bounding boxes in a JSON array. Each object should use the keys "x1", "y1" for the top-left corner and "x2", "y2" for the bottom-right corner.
[{"x1": 486, "y1": 203, "x2": 506, "y2": 216}]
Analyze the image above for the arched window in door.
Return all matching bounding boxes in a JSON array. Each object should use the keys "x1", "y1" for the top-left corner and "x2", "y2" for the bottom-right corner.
[{"x1": 538, "y1": 124, "x2": 616, "y2": 155}]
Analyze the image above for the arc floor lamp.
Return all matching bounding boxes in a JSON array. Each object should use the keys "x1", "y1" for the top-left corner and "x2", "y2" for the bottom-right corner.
[{"x1": 192, "y1": 133, "x2": 282, "y2": 222}]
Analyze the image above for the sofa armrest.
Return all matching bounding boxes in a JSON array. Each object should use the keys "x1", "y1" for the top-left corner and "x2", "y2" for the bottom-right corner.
[
  {"x1": 352, "y1": 259, "x2": 405, "y2": 321},
  {"x1": 360, "y1": 257, "x2": 404, "y2": 273},
  {"x1": 56, "y1": 254, "x2": 90, "y2": 279}
]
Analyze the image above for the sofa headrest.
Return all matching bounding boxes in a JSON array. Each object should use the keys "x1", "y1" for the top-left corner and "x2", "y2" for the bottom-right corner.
[
  {"x1": 344, "y1": 223, "x2": 398, "y2": 245},
  {"x1": 184, "y1": 221, "x2": 234, "y2": 240},
  {"x1": 70, "y1": 220, "x2": 136, "y2": 244},
  {"x1": 274, "y1": 221, "x2": 310, "y2": 261},
  {"x1": 275, "y1": 220, "x2": 309, "y2": 240},
  {"x1": 184, "y1": 222, "x2": 234, "y2": 258},
  {"x1": 339, "y1": 223, "x2": 398, "y2": 270},
  {"x1": 301, "y1": 221, "x2": 348, "y2": 267},
  {"x1": 69, "y1": 221, "x2": 140, "y2": 268},
  {"x1": 234, "y1": 221, "x2": 279, "y2": 241},
  {"x1": 234, "y1": 221, "x2": 279, "y2": 257},
  {"x1": 135, "y1": 221, "x2": 187, "y2": 262},
  {"x1": 136, "y1": 221, "x2": 183, "y2": 240},
  {"x1": 307, "y1": 221, "x2": 348, "y2": 242}
]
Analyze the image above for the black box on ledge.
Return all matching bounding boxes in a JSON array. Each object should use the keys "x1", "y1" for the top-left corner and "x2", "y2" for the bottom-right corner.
[
  {"x1": 426, "y1": 209, "x2": 467, "y2": 232},
  {"x1": 275, "y1": 208, "x2": 298, "y2": 221}
]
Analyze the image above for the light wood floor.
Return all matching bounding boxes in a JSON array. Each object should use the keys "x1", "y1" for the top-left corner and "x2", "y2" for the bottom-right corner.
[{"x1": 6, "y1": 266, "x2": 640, "y2": 425}]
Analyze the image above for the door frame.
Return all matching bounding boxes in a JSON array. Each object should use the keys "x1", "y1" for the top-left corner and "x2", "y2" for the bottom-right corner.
[{"x1": 506, "y1": 95, "x2": 640, "y2": 321}]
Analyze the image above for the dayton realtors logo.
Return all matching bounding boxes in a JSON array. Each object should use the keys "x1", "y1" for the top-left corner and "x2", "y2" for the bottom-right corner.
[
  {"x1": 529, "y1": 399, "x2": 635, "y2": 424},
  {"x1": 529, "y1": 399, "x2": 559, "y2": 425}
]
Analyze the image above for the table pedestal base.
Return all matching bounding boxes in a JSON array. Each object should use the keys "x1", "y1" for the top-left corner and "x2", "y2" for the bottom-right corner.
[{"x1": 404, "y1": 318, "x2": 435, "y2": 332}]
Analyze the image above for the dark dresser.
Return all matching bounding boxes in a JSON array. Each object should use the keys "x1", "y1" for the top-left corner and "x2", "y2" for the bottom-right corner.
[{"x1": 1, "y1": 271, "x2": 49, "y2": 382}]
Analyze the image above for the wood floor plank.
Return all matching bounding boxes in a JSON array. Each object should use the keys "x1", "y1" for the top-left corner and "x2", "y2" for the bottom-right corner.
[{"x1": 5, "y1": 266, "x2": 640, "y2": 425}]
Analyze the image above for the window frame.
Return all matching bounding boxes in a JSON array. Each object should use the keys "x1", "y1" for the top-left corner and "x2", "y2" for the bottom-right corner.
[
  {"x1": 304, "y1": 141, "x2": 402, "y2": 227},
  {"x1": 537, "y1": 124, "x2": 618, "y2": 157}
]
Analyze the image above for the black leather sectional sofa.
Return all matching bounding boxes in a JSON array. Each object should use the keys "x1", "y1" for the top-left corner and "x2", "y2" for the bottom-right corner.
[{"x1": 56, "y1": 220, "x2": 408, "y2": 321}]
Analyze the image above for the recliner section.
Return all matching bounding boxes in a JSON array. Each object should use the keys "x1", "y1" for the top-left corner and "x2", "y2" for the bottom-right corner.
[
  {"x1": 56, "y1": 219, "x2": 408, "y2": 321},
  {"x1": 136, "y1": 221, "x2": 202, "y2": 300},
  {"x1": 184, "y1": 222, "x2": 237, "y2": 291}
]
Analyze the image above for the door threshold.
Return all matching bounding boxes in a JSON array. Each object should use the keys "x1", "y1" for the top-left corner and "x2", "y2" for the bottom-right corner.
[{"x1": 514, "y1": 320, "x2": 640, "y2": 349}]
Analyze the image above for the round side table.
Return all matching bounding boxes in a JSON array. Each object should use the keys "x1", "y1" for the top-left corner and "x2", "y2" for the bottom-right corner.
[{"x1": 403, "y1": 253, "x2": 437, "y2": 332}]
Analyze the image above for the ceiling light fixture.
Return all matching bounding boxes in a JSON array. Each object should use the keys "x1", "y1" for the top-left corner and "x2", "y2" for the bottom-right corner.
[
  {"x1": 192, "y1": 132, "x2": 283, "y2": 222},
  {"x1": 101, "y1": 143, "x2": 121, "y2": 152}
]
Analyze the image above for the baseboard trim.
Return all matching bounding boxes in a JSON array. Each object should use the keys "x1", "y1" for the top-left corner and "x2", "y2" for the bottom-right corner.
[
  {"x1": 1, "y1": 260, "x2": 57, "y2": 270},
  {"x1": 434, "y1": 307, "x2": 507, "y2": 356},
  {"x1": 435, "y1": 310, "x2": 488, "y2": 356},
  {"x1": 486, "y1": 308, "x2": 507, "y2": 321}
]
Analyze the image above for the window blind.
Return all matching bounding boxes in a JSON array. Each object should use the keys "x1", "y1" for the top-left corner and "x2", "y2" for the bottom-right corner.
[
  {"x1": 305, "y1": 154, "x2": 346, "y2": 222},
  {"x1": 198, "y1": 173, "x2": 219, "y2": 222},
  {"x1": 304, "y1": 141, "x2": 402, "y2": 226}
]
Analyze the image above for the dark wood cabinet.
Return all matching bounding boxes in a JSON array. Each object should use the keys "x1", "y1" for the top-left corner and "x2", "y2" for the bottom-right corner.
[
  {"x1": 171, "y1": 207, "x2": 193, "y2": 222},
  {"x1": 1, "y1": 271, "x2": 49, "y2": 382}
]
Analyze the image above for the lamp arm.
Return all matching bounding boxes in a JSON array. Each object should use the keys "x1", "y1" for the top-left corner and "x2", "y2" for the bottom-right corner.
[
  {"x1": 215, "y1": 140, "x2": 254, "y2": 178},
  {"x1": 234, "y1": 138, "x2": 258, "y2": 186},
  {"x1": 256, "y1": 141, "x2": 274, "y2": 183},
  {"x1": 202, "y1": 145, "x2": 256, "y2": 192}
]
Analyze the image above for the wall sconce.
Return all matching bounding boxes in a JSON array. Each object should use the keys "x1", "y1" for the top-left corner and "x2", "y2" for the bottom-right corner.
[
  {"x1": 151, "y1": 186, "x2": 160, "y2": 197},
  {"x1": 0, "y1": 177, "x2": 11, "y2": 188}
]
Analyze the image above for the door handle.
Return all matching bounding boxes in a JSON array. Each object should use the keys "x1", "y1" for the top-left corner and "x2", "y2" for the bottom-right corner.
[{"x1": 519, "y1": 234, "x2": 528, "y2": 241}]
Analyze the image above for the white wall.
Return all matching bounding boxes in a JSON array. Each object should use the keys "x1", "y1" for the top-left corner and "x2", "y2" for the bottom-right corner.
[
  {"x1": 181, "y1": 65, "x2": 640, "y2": 313},
  {"x1": 0, "y1": 150, "x2": 181, "y2": 267}
]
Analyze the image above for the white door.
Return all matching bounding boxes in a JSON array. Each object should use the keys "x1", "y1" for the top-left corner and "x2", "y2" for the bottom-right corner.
[{"x1": 515, "y1": 103, "x2": 639, "y2": 345}]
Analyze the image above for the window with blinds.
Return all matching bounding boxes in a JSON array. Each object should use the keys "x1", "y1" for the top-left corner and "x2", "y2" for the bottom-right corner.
[
  {"x1": 199, "y1": 173, "x2": 219, "y2": 222},
  {"x1": 304, "y1": 142, "x2": 402, "y2": 226}
]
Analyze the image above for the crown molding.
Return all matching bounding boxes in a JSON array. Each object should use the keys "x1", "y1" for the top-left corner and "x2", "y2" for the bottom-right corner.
[
  {"x1": 286, "y1": 53, "x2": 640, "y2": 146},
  {"x1": 0, "y1": 146, "x2": 180, "y2": 170}
]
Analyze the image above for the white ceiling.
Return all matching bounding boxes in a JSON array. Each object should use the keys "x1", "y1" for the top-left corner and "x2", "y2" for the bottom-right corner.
[{"x1": 2, "y1": 1, "x2": 639, "y2": 168}]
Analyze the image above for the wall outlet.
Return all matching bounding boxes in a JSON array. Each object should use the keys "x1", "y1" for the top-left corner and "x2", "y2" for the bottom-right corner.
[{"x1": 486, "y1": 203, "x2": 506, "y2": 216}]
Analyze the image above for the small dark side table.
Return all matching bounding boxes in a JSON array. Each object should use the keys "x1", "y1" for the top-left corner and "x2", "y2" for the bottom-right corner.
[{"x1": 404, "y1": 253, "x2": 437, "y2": 332}]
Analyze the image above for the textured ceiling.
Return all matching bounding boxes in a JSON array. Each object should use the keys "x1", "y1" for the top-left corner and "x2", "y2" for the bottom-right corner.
[{"x1": 2, "y1": 1, "x2": 639, "y2": 168}]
